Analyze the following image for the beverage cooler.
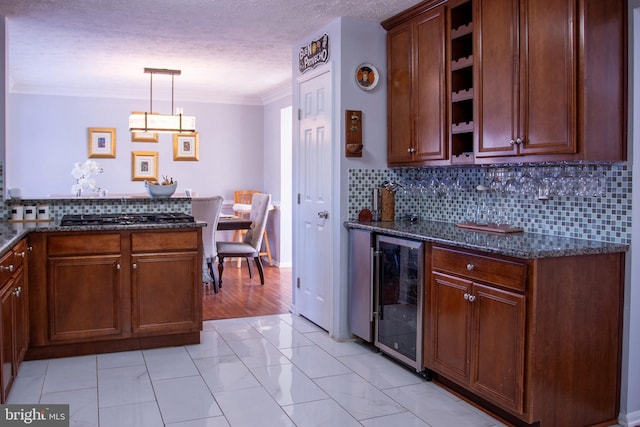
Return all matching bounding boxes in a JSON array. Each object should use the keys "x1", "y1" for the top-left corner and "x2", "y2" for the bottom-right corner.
[{"x1": 374, "y1": 235, "x2": 424, "y2": 371}]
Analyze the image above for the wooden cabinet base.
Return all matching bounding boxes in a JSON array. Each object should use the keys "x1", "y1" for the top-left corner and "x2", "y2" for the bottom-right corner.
[
  {"x1": 25, "y1": 332, "x2": 200, "y2": 360},
  {"x1": 433, "y1": 374, "x2": 618, "y2": 427},
  {"x1": 433, "y1": 374, "x2": 526, "y2": 427}
]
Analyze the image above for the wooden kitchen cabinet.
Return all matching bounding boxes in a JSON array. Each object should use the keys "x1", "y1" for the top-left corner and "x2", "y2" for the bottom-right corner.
[
  {"x1": 426, "y1": 245, "x2": 624, "y2": 426},
  {"x1": 131, "y1": 230, "x2": 201, "y2": 336},
  {"x1": 0, "y1": 239, "x2": 29, "y2": 403},
  {"x1": 384, "y1": 1, "x2": 448, "y2": 166},
  {"x1": 474, "y1": 0, "x2": 626, "y2": 162},
  {"x1": 429, "y1": 247, "x2": 526, "y2": 413},
  {"x1": 475, "y1": 0, "x2": 576, "y2": 159},
  {"x1": 27, "y1": 228, "x2": 202, "y2": 359},
  {"x1": 46, "y1": 233, "x2": 123, "y2": 343},
  {"x1": 385, "y1": 0, "x2": 626, "y2": 165}
]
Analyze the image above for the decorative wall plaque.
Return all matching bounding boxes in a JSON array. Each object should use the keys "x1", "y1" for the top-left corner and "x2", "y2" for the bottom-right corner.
[
  {"x1": 299, "y1": 34, "x2": 330, "y2": 73},
  {"x1": 355, "y1": 63, "x2": 379, "y2": 91}
]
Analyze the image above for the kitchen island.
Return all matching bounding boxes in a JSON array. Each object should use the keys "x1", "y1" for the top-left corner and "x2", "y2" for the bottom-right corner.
[
  {"x1": 345, "y1": 219, "x2": 627, "y2": 427},
  {"x1": 0, "y1": 196, "x2": 204, "y2": 361}
]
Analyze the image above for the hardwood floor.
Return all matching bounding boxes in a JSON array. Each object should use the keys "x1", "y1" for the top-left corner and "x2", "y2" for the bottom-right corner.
[{"x1": 202, "y1": 262, "x2": 293, "y2": 320}]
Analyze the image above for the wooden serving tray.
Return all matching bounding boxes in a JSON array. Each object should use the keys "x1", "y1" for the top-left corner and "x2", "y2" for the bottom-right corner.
[{"x1": 455, "y1": 222, "x2": 523, "y2": 234}]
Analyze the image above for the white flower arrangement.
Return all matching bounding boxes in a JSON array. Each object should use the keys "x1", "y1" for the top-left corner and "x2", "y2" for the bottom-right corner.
[{"x1": 71, "y1": 159, "x2": 104, "y2": 196}]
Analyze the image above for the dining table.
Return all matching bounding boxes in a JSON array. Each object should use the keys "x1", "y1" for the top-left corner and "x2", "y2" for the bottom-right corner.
[{"x1": 216, "y1": 214, "x2": 252, "y2": 231}]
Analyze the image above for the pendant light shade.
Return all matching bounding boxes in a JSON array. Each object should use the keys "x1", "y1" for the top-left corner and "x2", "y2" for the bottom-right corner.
[{"x1": 128, "y1": 68, "x2": 196, "y2": 133}]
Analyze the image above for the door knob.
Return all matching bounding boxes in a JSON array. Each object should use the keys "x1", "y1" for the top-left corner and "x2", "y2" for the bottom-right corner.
[{"x1": 317, "y1": 211, "x2": 329, "y2": 219}]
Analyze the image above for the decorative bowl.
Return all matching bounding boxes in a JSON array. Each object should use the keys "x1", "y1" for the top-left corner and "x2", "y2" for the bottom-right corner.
[{"x1": 145, "y1": 181, "x2": 177, "y2": 198}]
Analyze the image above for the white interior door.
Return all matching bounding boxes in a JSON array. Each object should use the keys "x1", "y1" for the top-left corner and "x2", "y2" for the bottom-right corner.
[{"x1": 295, "y1": 68, "x2": 332, "y2": 330}]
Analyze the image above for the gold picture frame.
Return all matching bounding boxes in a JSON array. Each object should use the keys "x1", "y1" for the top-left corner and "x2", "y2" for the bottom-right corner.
[
  {"x1": 131, "y1": 151, "x2": 158, "y2": 181},
  {"x1": 173, "y1": 132, "x2": 199, "y2": 161},
  {"x1": 131, "y1": 131, "x2": 159, "y2": 142},
  {"x1": 88, "y1": 128, "x2": 116, "y2": 158}
]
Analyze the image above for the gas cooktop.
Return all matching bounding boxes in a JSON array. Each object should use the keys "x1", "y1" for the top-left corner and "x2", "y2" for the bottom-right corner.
[{"x1": 60, "y1": 212, "x2": 195, "y2": 226}]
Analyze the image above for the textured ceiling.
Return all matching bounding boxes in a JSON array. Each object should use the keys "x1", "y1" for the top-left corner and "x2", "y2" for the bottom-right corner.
[{"x1": 0, "y1": 0, "x2": 422, "y2": 105}]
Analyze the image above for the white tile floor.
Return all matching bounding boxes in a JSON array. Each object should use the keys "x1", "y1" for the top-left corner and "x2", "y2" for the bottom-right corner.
[{"x1": 8, "y1": 313, "x2": 507, "y2": 427}]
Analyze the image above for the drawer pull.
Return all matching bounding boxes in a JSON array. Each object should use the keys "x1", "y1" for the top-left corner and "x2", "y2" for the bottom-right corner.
[
  {"x1": 14, "y1": 251, "x2": 26, "y2": 258},
  {"x1": 1, "y1": 265, "x2": 14, "y2": 273},
  {"x1": 466, "y1": 263, "x2": 475, "y2": 271},
  {"x1": 468, "y1": 295, "x2": 476, "y2": 302},
  {"x1": 464, "y1": 293, "x2": 470, "y2": 300}
]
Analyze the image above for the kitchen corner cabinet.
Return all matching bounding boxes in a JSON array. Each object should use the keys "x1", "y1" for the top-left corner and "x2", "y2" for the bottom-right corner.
[
  {"x1": 0, "y1": 239, "x2": 29, "y2": 403},
  {"x1": 474, "y1": 0, "x2": 626, "y2": 162},
  {"x1": 27, "y1": 228, "x2": 202, "y2": 359},
  {"x1": 427, "y1": 245, "x2": 624, "y2": 426},
  {"x1": 384, "y1": 1, "x2": 448, "y2": 166}
]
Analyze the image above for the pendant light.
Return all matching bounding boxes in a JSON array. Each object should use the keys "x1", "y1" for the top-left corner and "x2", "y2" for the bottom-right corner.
[{"x1": 128, "y1": 68, "x2": 196, "y2": 133}]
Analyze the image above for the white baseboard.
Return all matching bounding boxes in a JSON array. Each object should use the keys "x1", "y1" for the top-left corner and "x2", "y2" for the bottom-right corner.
[{"x1": 619, "y1": 409, "x2": 640, "y2": 427}]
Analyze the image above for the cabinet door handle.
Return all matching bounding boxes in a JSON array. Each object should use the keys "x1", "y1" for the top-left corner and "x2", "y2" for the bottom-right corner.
[
  {"x1": 13, "y1": 286, "x2": 21, "y2": 297},
  {"x1": 132, "y1": 263, "x2": 137, "y2": 270},
  {"x1": 515, "y1": 137, "x2": 523, "y2": 145},
  {"x1": 468, "y1": 295, "x2": 476, "y2": 302},
  {"x1": 15, "y1": 251, "x2": 26, "y2": 258},
  {"x1": 466, "y1": 263, "x2": 475, "y2": 271},
  {"x1": 509, "y1": 139, "x2": 515, "y2": 145},
  {"x1": 1, "y1": 265, "x2": 14, "y2": 272},
  {"x1": 116, "y1": 263, "x2": 121, "y2": 270},
  {"x1": 464, "y1": 293, "x2": 470, "y2": 300}
]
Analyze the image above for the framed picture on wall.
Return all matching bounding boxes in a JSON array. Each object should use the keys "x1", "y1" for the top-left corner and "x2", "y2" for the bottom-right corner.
[
  {"x1": 88, "y1": 128, "x2": 116, "y2": 158},
  {"x1": 131, "y1": 151, "x2": 158, "y2": 181},
  {"x1": 131, "y1": 131, "x2": 159, "y2": 142},
  {"x1": 173, "y1": 132, "x2": 199, "y2": 161}
]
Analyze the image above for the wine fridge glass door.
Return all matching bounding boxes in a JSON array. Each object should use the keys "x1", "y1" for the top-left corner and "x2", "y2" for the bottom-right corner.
[{"x1": 374, "y1": 235, "x2": 424, "y2": 371}]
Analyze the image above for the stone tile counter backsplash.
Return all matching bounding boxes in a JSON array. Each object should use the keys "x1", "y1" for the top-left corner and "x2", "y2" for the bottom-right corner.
[{"x1": 349, "y1": 162, "x2": 632, "y2": 245}]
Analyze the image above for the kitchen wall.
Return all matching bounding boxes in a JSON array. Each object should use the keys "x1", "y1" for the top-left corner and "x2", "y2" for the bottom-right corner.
[
  {"x1": 4, "y1": 91, "x2": 293, "y2": 267},
  {"x1": 262, "y1": 92, "x2": 293, "y2": 267},
  {"x1": 6, "y1": 93, "x2": 264, "y2": 201},
  {"x1": 623, "y1": 2, "x2": 640, "y2": 424},
  {"x1": 291, "y1": 16, "x2": 389, "y2": 338}
]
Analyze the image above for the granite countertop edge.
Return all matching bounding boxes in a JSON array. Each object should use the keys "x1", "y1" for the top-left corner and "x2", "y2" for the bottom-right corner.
[
  {"x1": 0, "y1": 221, "x2": 206, "y2": 257},
  {"x1": 344, "y1": 220, "x2": 629, "y2": 259}
]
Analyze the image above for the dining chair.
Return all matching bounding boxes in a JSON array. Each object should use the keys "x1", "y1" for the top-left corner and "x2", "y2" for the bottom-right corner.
[
  {"x1": 217, "y1": 193, "x2": 271, "y2": 288},
  {"x1": 232, "y1": 189, "x2": 273, "y2": 266},
  {"x1": 191, "y1": 196, "x2": 224, "y2": 292}
]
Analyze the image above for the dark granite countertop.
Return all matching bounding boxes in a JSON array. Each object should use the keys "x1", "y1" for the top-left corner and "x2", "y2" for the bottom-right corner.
[
  {"x1": 344, "y1": 220, "x2": 628, "y2": 259},
  {"x1": 0, "y1": 220, "x2": 206, "y2": 258}
]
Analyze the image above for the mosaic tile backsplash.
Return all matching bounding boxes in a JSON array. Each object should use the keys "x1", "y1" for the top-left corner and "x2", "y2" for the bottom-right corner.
[
  {"x1": 4, "y1": 197, "x2": 192, "y2": 221},
  {"x1": 349, "y1": 162, "x2": 632, "y2": 245}
]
